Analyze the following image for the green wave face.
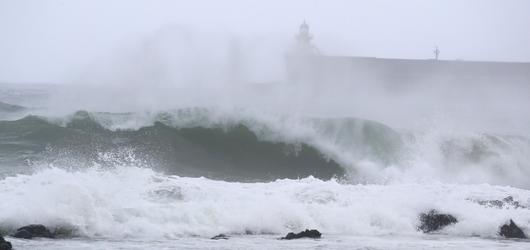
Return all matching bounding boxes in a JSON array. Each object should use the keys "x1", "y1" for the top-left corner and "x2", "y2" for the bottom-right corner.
[
  {"x1": 4, "y1": 109, "x2": 527, "y2": 186},
  {"x1": 0, "y1": 111, "x2": 347, "y2": 181}
]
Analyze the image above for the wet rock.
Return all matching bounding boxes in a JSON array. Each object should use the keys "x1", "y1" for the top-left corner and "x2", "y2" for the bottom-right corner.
[
  {"x1": 13, "y1": 229, "x2": 32, "y2": 239},
  {"x1": 12, "y1": 224, "x2": 54, "y2": 239},
  {"x1": 418, "y1": 210, "x2": 458, "y2": 233},
  {"x1": 211, "y1": 234, "x2": 229, "y2": 240},
  {"x1": 0, "y1": 235, "x2": 12, "y2": 250},
  {"x1": 281, "y1": 229, "x2": 321, "y2": 240},
  {"x1": 499, "y1": 219, "x2": 527, "y2": 239}
]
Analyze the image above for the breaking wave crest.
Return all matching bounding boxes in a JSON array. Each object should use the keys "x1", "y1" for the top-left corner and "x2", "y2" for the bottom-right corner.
[{"x1": 0, "y1": 108, "x2": 529, "y2": 186}]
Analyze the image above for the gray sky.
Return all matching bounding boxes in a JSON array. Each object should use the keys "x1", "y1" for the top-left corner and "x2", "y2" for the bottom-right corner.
[{"x1": 1, "y1": 0, "x2": 529, "y2": 83}]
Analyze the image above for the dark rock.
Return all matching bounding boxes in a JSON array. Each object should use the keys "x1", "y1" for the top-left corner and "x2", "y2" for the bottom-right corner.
[
  {"x1": 211, "y1": 234, "x2": 229, "y2": 240},
  {"x1": 0, "y1": 235, "x2": 12, "y2": 250},
  {"x1": 13, "y1": 229, "x2": 32, "y2": 239},
  {"x1": 418, "y1": 210, "x2": 458, "y2": 233},
  {"x1": 12, "y1": 224, "x2": 54, "y2": 239},
  {"x1": 499, "y1": 219, "x2": 527, "y2": 239},
  {"x1": 281, "y1": 229, "x2": 321, "y2": 240}
]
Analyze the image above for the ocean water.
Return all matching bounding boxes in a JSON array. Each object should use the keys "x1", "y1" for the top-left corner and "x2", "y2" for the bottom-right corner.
[
  {"x1": 0, "y1": 87, "x2": 529, "y2": 249},
  {"x1": 7, "y1": 235, "x2": 530, "y2": 250}
]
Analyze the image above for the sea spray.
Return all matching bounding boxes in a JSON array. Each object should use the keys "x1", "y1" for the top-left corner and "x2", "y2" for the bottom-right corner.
[{"x1": 0, "y1": 166, "x2": 529, "y2": 239}]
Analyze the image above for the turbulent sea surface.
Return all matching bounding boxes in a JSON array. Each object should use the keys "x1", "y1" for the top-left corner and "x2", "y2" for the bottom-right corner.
[{"x1": 0, "y1": 87, "x2": 529, "y2": 249}]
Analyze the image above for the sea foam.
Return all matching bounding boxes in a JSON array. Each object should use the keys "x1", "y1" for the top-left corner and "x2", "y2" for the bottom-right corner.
[{"x1": 0, "y1": 166, "x2": 528, "y2": 239}]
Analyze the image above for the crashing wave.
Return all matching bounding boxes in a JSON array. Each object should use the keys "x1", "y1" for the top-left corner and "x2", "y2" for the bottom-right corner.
[{"x1": 1, "y1": 109, "x2": 530, "y2": 187}]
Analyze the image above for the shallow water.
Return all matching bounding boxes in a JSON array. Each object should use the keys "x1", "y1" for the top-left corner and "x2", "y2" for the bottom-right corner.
[{"x1": 7, "y1": 234, "x2": 530, "y2": 250}]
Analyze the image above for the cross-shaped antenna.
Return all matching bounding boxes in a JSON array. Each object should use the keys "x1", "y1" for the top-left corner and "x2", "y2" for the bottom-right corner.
[{"x1": 434, "y1": 46, "x2": 440, "y2": 60}]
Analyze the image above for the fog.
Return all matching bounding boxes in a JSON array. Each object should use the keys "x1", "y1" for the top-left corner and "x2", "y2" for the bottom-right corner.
[
  {"x1": 1, "y1": 0, "x2": 529, "y2": 83},
  {"x1": 1, "y1": 0, "x2": 530, "y2": 134}
]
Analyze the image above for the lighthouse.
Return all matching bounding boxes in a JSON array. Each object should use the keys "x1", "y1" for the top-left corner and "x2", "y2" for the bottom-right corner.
[
  {"x1": 293, "y1": 21, "x2": 318, "y2": 55},
  {"x1": 286, "y1": 21, "x2": 320, "y2": 84}
]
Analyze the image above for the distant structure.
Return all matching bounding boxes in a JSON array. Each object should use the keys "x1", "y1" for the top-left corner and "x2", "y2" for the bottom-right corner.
[
  {"x1": 433, "y1": 46, "x2": 440, "y2": 60},
  {"x1": 293, "y1": 21, "x2": 319, "y2": 55},
  {"x1": 286, "y1": 21, "x2": 320, "y2": 84},
  {"x1": 286, "y1": 22, "x2": 530, "y2": 87}
]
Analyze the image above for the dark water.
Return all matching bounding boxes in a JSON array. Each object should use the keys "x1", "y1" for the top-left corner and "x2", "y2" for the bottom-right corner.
[{"x1": 0, "y1": 110, "x2": 349, "y2": 180}]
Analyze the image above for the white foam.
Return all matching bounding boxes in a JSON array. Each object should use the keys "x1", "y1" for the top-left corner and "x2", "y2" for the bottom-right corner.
[{"x1": 0, "y1": 166, "x2": 528, "y2": 239}]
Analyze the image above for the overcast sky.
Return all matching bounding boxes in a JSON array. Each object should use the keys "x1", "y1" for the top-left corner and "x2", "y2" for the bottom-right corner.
[{"x1": 1, "y1": 0, "x2": 529, "y2": 83}]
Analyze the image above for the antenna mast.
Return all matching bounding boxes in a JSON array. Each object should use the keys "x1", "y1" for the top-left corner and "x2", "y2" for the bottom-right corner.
[{"x1": 433, "y1": 46, "x2": 440, "y2": 60}]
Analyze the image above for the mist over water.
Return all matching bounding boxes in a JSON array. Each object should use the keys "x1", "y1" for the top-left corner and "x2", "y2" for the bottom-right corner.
[
  {"x1": 14, "y1": 22, "x2": 523, "y2": 188},
  {"x1": 1, "y1": 21, "x2": 530, "y2": 186}
]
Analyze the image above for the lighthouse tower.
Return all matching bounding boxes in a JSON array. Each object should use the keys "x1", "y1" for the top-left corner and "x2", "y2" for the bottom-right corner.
[
  {"x1": 293, "y1": 21, "x2": 318, "y2": 55},
  {"x1": 286, "y1": 21, "x2": 320, "y2": 84},
  {"x1": 297, "y1": 21, "x2": 312, "y2": 43}
]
